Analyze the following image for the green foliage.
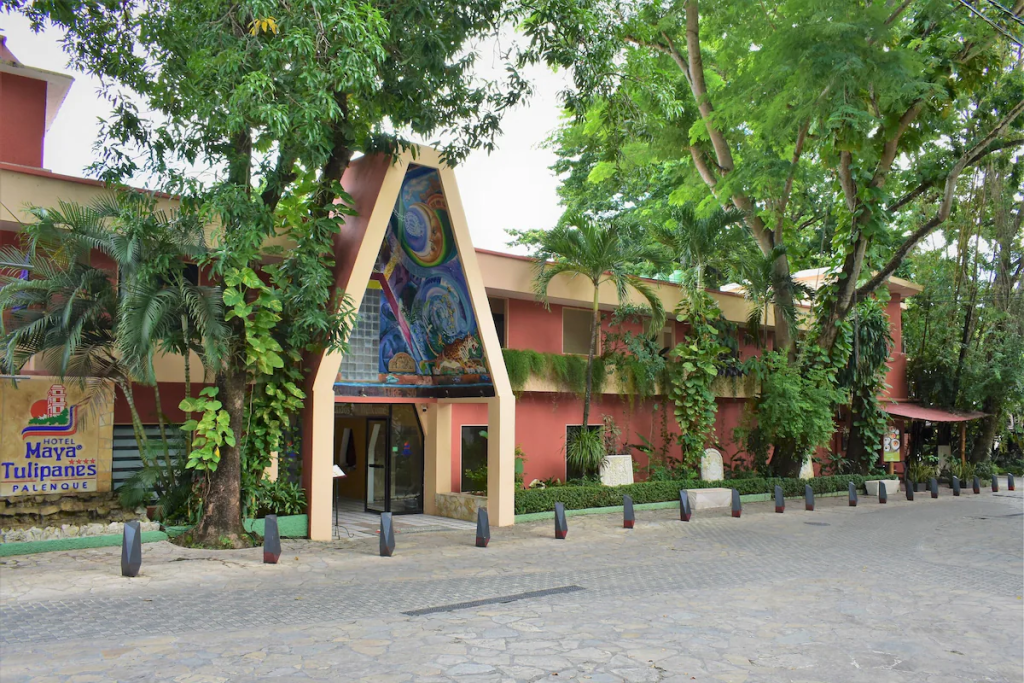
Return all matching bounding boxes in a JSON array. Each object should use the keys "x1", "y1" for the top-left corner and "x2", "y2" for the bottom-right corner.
[
  {"x1": 514, "y1": 475, "x2": 897, "y2": 515},
  {"x1": 945, "y1": 460, "x2": 977, "y2": 484},
  {"x1": 179, "y1": 387, "x2": 234, "y2": 471},
  {"x1": 906, "y1": 461, "x2": 937, "y2": 484},
  {"x1": 501, "y1": 349, "x2": 606, "y2": 397},
  {"x1": 668, "y1": 289, "x2": 729, "y2": 468},
  {"x1": 566, "y1": 426, "x2": 606, "y2": 478},
  {"x1": 518, "y1": 215, "x2": 666, "y2": 427},
  {"x1": 524, "y1": 0, "x2": 1024, "y2": 363},
  {"x1": 604, "y1": 304, "x2": 668, "y2": 407},
  {"x1": 837, "y1": 300, "x2": 894, "y2": 472},
  {"x1": 0, "y1": 193, "x2": 224, "y2": 502},
  {"x1": 743, "y1": 348, "x2": 847, "y2": 475},
  {"x1": 248, "y1": 479, "x2": 307, "y2": 518},
  {"x1": 463, "y1": 467, "x2": 488, "y2": 494},
  {"x1": 13, "y1": 0, "x2": 531, "y2": 544}
]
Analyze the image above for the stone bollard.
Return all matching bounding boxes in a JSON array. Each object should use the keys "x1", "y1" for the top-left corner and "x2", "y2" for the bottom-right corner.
[
  {"x1": 848, "y1": 482, "x2": 858, "y2": 507},
  {"x1": 380, "y1": 512, "x2": 395, "y2": 557},
  {"x1": 731, "y1": 489, "x2": 741, "y2": 518},
  {"x1": 554, "y1": 502, "x2": 568, "y2": 539},
  {"x1": 991, "y1": 475, "x2": 998, "y2": 493},
  {"x1": 476, "y1": 508, "x2": 490, "y2": 548},
  {"x1": 1008, "y1": 473, "x2": 1015, "y2": 491},
  {"x1": 774, "y1": 485, "x2": 785, "y2": 513},
  {"x1": 953, "y1": 476, "x2": 961, "y2": 496},
  {"x1": 972, "y1": 476, "x2": 980, "y2": 495},
  {"x1": 878, "y1": 483, "x2": 887, "y2": 504},
  {"x1": 929, "y1": 478, "x2": 939, "y2": 498},
  {"x1": 906, "y1": 480, "x2": 914, "y2": 501},
  {"x1": 121, "y1": 520, "x2": 142, "y2": 578},
  {"x1": 623, "y1": 495, "x2": 635, "y2": 529},
  {"x1": 263, "y1": 514, "x2": 281, "y2": 564},
  {"x1": 679, "y1": 490, "x2": 692, "y2": 522},
  {"x1": 805, "y1": 484, "x2": 814, "y2": 511}
]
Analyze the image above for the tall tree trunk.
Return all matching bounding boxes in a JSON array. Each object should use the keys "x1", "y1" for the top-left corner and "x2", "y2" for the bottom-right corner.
[
  {"x1": 191, "y1": 369, "x2": 247, "y2": 547},
  {"x1": 182, "y1": 314, "x2": 193, "y2": 453},
  {"x1": 150, "y1": 380, "x2": 175, "y2": 488},
  {"x1": 769, "y1": 440, "x2": 803, "y2": 478},
  {"x1": 845, "y1": 410, "x2": 868, "y2": 474},
  {"x1": 582, "y1": 284, "x2": 600, "y2": 428},
  {"x1": 770, "y1": 251, "x2": 797, "y2": 358},
  {"x1": 971, "y1": 397, "x2": 999, "y2": 463}
]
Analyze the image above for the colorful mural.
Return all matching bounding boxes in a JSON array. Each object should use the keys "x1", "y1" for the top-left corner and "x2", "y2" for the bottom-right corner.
[{"x1": 373, "y1": 165, "x2": 491, "y2": 388}]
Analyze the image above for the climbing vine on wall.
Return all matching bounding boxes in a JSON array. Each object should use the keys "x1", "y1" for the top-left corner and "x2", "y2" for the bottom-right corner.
[
  {"x1": 502, "y1": 349, "x2": 606, "y2": 397},
  {"x1": 668, "y1": 289, "x2": 729, "y2": 470}
]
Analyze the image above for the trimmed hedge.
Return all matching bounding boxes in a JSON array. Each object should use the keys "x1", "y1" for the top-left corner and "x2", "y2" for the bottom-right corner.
[{"x1": 514, "y1": 474, "x2": 898, "y2": 515}]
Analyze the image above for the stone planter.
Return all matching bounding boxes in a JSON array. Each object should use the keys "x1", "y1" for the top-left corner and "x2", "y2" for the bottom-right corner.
[
  {"x1": 683, "y1": 488, "x2": 734, "y2": 511},
  {"x1": 600, "y1": 454, "x2": 634, "y2": 487},
  {"x1": 864, "y1": 480, "x2": 901, "y2": 496},
  {"x1": 434, "y1": 492, "x2": 487, "y2": 522}
]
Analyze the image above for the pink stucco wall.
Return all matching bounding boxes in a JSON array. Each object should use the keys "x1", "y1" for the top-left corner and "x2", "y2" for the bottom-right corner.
[
  {"x1": 882, "y1": 294, "x2": 908, "y2": 400},
  {"x1": 451, "y1": 393, "x2": 751, "y2": 491}
]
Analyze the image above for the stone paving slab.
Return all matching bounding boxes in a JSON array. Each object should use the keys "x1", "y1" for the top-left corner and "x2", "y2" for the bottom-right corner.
[{"x1": 0, "y1": 491, "x2": 1020, "y2": 682}]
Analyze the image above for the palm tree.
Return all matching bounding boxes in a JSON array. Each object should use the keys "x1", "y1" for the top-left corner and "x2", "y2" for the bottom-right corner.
[
  {"x1": 735, "y1": 246, "x2": 812, "y2": 349},
  {"x1": 649, "y1": 205, "x2": 745, "y2": 290},
  {"x1": 0, "y1": 193, "x2": 225, "y2": 509},
  {"x1": 530, "y1": 216, "x2": 666, "y2": 474}
]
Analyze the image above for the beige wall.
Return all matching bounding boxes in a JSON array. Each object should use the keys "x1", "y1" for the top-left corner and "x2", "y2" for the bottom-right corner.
[
  {"x1": 476, "y1": 250, "x2": 789, "y2": 328},
  {"x1": 1, "y1": 164, "x2": 178, "y2": 226}
]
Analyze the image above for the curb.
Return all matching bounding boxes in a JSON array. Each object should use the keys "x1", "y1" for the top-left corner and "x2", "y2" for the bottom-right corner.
[
  {"x1": 514, "y1": 490, "x2": 855, "y2": 523},
  {"x1": 0, "y1": 531, "x2": 169, "y2": 557}
]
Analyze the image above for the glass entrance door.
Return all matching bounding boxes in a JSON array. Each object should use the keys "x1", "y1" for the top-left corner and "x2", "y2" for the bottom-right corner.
[
  {"x1": 361, "y1": 406, "x2": 424, "y2": 514},
  {"x1": 389, "y1": 405, "x2": 424, "y2": 514},
  {"x1": 365, "y1": 418, "x2": 387, "y2": 513}
]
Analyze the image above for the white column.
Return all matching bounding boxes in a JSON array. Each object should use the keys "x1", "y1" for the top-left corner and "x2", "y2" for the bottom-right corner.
[
  {"x1": 423, "y1": 403, "x2": 452, "y2": 515},
  {"x1": 487, "y1": 395, "x2": 515, "y2": 526}
]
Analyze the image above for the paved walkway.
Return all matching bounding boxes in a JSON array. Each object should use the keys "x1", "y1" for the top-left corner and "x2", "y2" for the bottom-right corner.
[
  {"x1": 333, "y1": 498, "x2": 475, "y2": 539},
  {"x1": 0, "y1": 490, "x2": 1021, "y2": 682}
]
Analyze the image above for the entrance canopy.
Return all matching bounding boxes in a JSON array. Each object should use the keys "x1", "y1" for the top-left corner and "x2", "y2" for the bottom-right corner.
[{"x1": 883, "y1": 403, "x2": 986, "y2": 422}]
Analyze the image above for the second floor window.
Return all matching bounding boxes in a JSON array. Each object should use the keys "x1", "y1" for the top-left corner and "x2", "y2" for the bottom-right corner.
[{"x1": 562, "y1": 308, "x2": 595, "y2": 355}]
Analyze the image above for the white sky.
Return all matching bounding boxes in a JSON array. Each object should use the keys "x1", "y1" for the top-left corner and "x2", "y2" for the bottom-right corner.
[{"x1": 1, "y1": 16, "x2": 570, "y2": 253}]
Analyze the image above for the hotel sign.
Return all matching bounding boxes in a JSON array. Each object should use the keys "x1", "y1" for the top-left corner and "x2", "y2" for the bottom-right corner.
[{"x1": 0, "y1": 377, "x2": 113, "y2": 497}]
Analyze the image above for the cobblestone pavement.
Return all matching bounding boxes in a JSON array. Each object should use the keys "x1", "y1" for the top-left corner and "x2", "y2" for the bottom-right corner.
[{"x1": 0, "y1": 490, "x2": 1021, "y2": 682}]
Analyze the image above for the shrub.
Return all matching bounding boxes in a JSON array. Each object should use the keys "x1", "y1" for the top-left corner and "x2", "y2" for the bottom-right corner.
[
  {"x1": 514, "y1": 474, "x2": 897, "y2": 515},
  {"x1": 250, "y1": 479, "x2": 307, "y2": 517}
]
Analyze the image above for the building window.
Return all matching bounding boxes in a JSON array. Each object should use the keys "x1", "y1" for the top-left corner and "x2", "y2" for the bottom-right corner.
[
  {"x1": 565, "y1": 424, "x2": 601, "y2": 482},
  {"x1": 489, "y1": 297, "x2": 507, "y2": 348},
  {"x1": 339, "y1": 288, "x2": 381, "y2": 382},
  {"x1": 659, "y1": 323, "x2": 675, "y2": 354},
  {"x1": 562, "y1": 308, "x2": 595, "y2": 355},
  {"x1": 461, "y1": 425, "x2": 488, "y2": 493}
]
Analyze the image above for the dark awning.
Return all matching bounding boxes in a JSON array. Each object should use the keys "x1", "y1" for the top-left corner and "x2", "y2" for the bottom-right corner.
[{"x1": 883, "y1": 403, "x2": 986, "y2": 423}]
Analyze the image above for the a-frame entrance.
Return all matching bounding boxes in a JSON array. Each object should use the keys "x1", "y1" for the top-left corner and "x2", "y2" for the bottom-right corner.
[{"x1": 302, "y1": 147, "x2": 515, "y2": 541}]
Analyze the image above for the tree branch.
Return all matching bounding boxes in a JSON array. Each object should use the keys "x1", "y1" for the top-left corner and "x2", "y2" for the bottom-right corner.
[
  {"x1": 658, "y1": 31, "x2": 693, "y2": 87},
  {"x1": 884, "y1": 0, "x2": 914, "y2": 26},
  {"x1": 689, "y1": 145, "x2": 719, "y2": 190},
  {"x1": 887, "y1": 138, "x2": 1024, "y2": 212},
  {"x1": 774, "y1": 121, "x2": 809, "y2": 242},
  {"x1": 858, "y1": 99, "x2": 1024, "y2": 298},
  {"x1": 872, "y1": 100, "x2": 923, "y2": 187},
  {"x1": 260, "y1": 148, "x2": 297, "y2": 212},
  {"x1": 837, "y1": 151, "x2": 858, "y2": 212},
  {"x1": 684, "y1": 0, "x2": 734, "y2": 172},
  {"x1": 312, "y1": 92, "x2": 354, "y2": 217}
]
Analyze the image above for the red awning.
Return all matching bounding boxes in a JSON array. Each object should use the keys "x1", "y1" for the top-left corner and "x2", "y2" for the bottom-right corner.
[{"x1": 883, "y1": 403, "x2": 986, "y2": 423}]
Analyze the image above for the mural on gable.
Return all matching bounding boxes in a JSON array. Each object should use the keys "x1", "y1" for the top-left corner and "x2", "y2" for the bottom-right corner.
[{"x1": 335, "y1": 164, "x2": 493, "y2": 397}]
